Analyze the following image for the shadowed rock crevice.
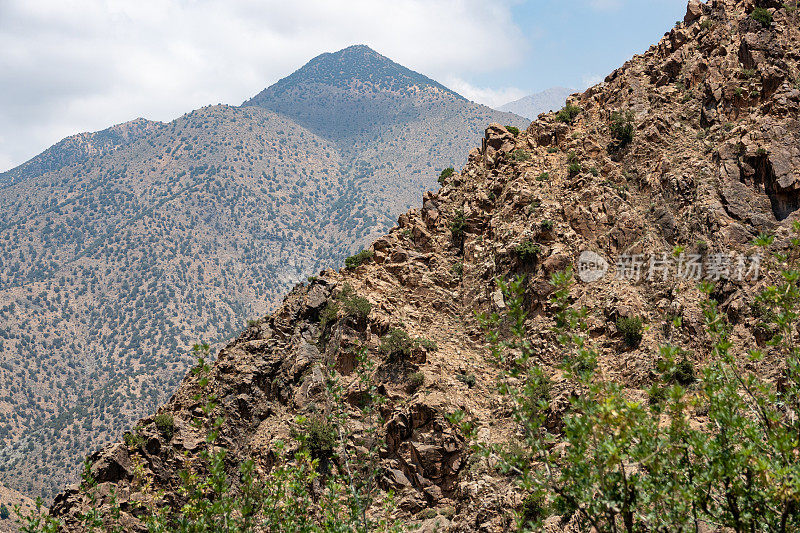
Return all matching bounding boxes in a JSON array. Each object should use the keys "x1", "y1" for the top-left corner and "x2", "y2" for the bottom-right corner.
[{"x1": 744, "y1": 152, "x2": 800, "y2": 221}]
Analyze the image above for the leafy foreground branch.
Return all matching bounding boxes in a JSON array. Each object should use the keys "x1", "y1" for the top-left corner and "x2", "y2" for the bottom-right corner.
[
  {"x1": 452, "y1": 225, "x2": 800, "y2": 532},
  {"x1": 17, "y1": 344, "x2": 401, "y2": 532}
]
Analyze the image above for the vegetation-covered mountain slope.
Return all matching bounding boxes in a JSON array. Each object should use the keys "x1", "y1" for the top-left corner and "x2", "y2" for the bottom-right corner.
[
  {"x1": 0, "y1": 47, "x2": 525, "y2": 500},
  {"x1": 47, "y1": 0, "x2": 800, "y2": 531},
  {"x1": 0, "y1": 118, "x2": 162, "y2": 186}
]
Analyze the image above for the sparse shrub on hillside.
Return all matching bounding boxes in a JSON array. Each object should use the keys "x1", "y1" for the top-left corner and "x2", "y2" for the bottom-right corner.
[
  {"x1": 296, "y1": 415, "x2": 336, "y2": 465},
  {"x1": 380, "y1": 328, "x2": 416, "y2": 361},
  {"x1": 123, "y1": 426, "x2": 145, "y2": 449},
  {"x1": 379, "y1": 328, "x2": 435, "y2": 362},
  {"x1": 0, "y1": 504, "x2": 9, "y2": 520},
  {"x1": 520, "y1": 493, "x2": 545, "y2": 527},
  {"x1": 450, "y1": 210, "x2": 466, "y2": 247},
  {"x1": 536, "y1": 172, "x2": 550, "y2": 182},
  {"x1": 339, "y1": 283, "x2": 371, "y2": 321},
  {"x1": 610, "y1": 109, "x2": 635, "y2": 146},
  {"x1": 418, "y1": 337, "x2": 438, "y2": 352},
  {"x1": 456, "y1": 373, "x2": 476, "y2": 388},
  {"x1": 320, "y1": 300, "x2": 339, "y2": 332},
  {"x1": 700, "y1": 19, "x2": 714, "y2": 30},
  {"x1": 555, "y1": 103, "x2": 581, "y2": 124},
  {"x1": 567, "y1": 151, "x2": 582, "y2": 175},
  {"x1": 438, "y1": 167, "x2": 455, "y2": 185},
  {"x1": 540, "y1": 220, "x2": 554, "y2": 232},
  {"x1": 506, "y1": 125, "x2": 520, "y2": 135},
  {"x1": 617, "y1": 315, "x2": 644, "y2": 347},
  {"x1": 751, "y1": 7, "x2": 773, "y2": 27},
  {"x1": 451, "y1": 261, "x2": 464, "y2": 280},
  {"x1": 741, "y1": 68, "x2": 757, "y2": 79},
  {"x1": 515, "y1": 241, "x2": 541, "y2": 264},
  {"x1": 408, "y1": 372, "x2": 425, "y2": 393},
  {"x1": 154, "y1": 412, "x2": 174, "y2": 439},
  {"x1": 512, "y1": 149, "x2": 531, "y2": 162},
  {"x1": 345, "y1": 249, "x2": 373, "y2": 269}
]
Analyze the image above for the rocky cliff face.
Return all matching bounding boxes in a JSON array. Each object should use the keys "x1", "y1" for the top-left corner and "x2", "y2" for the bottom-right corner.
[{"x1": 50, "y1": 0, "x2": 800, "y2": 530}]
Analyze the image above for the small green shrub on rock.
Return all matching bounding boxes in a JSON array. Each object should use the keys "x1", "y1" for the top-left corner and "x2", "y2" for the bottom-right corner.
[
  {"x1": 450, "y1": 210, "x2": 466, "y2": 245},
  {"x1": 438, "y1": 167, "x2": 455, "y2": 185},
  {"x1": 617, "y1": 315, "x2": 644, "y2": 347},
  {"x1": 154, "y1": 412, "x2": 175, "y2": 439},
  {"x1": 750, "y1": 7, "x2": 773, "y2": 27},
  {"x1": 610, "y1": 109, "x2": 635, "y2": 145},
  {"x1": 345, "y1": 249, "x2": 373, "y2": 269},
  {"x1": 555, "y1": 103, "x2": 581, "y2": 124},
  {"x1": 515, "y1": 241, "x2": 541, "y2": 263}
]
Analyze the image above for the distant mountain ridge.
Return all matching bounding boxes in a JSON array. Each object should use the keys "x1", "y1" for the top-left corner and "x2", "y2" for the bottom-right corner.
[
  {"x1": 0, "y1": 45, "x2": 526, "y2": 500},
  {"x1": 0, "y1": 118, "x2": 163, "y2": 186},
  {"x1": 499, "y1": 86, "x2": 575, "y2": 119}
]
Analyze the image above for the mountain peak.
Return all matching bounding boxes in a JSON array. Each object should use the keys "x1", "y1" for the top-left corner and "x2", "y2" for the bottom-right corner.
[
  {"x1": 245, "y1": 44, "x2": 456, "y2": 99},
  {"x1": 241, "y1": 45, "x2": 472, "y2": 139}
]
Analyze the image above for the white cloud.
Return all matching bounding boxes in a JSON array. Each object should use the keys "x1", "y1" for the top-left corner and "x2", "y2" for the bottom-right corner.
[
  {"x1": 0, "y1": 0, "x2": 526, "y2": 171},
  {"x1": 443, "y1": 77, "x2": 527, "y2": 109}
]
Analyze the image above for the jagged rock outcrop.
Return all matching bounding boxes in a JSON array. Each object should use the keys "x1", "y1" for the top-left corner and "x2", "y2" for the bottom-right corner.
[{"x1": 50, "y1": 0, "x2": 800, "y2": 530}]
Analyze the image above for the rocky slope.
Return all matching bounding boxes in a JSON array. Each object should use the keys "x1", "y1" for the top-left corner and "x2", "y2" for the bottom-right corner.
[
  {"x1": 49, "y1": 0, "x2": 800, "y2": 530},
  {"x1": 0, "y1": 47, "x2": 525, "y2": 500}
]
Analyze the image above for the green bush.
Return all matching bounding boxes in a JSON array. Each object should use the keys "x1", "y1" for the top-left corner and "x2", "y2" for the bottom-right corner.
[
  {"x1": 540, "y1": 220, "x2": 554, "y2": 232},
  {"x1": 320, "y1": 300, "x2": 339, "y2": 330},
  {"x1": 610, "y1": 110, "x2": 635, "y2": 145},
  {"x1": 555, "y1": 103, "x2": 582, "y2": 124},
  {"x1": 344, "y1": 249, "x2": 373, "y2": 269},
  {"x1": 408, "y1": 372, "x2": 425, "y2": 392},
  {"x1": 456, "y1": 373, "x2": 476, "y2": 388},
  {"x1": 438, "y1": 167, "x2": 455, "y2": 185},
  {"x1": 123, "y1": 428, "x2": 145, "y2": 449},
  {"x1": 567, "y1": 151, "x2": 581, "y2": 175},
  {"x1": 506, "y1": 125, "x2": 520, "y2": 135},
  {"x1": 515, "y1": 241, "x2": 541, "y2": 263},
  {"x1": 0, "y1": 504, "x2": 8, "y2": 520},
  {"x1": 380, "y1": 328, "x2": 435, "y2": 361},
  {"x1": 750, "y1": 7, "x2": 773, "y2": 27},
  {"x1": 671, "y1": 357, "x2": 696, "y2": 386},
  {"x1": 303, "y1": 416, "x2": 336, "y2": 462},
  {"x1": 339, "y1": 283, "x2": 371, "y2": 322},
  {"x1": 520, "y1": 492, "x2": 545, "y2": 525},
  {"x1": 380, "y1": 328, "x2": 416, "y2": 361},
  {"x1": 536, "y1": 172, "x2": 550, "y2": 182},
  {"x1": 451, "y1": 261, "x2": 464, "y2": 279},
  {"x1": 512, "y1": 149, "x2": 531, "y2": 162},
  {"x1": 450, "y1": 210, "x2": 466, "y2": 245},
  {"x1": 700, "y1": 19, "x2": 713, "y2": 30},
  {"x1": 617, "y1": 315, "x2": 644, "y2": 347},
  {"x1": 154, "y1": 412, "x2": 175, "y2": 439}
]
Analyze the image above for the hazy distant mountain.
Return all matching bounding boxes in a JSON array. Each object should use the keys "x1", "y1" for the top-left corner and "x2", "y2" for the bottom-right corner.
[
  {"x1": 0, "y1": 118, "x2": 162, "y2": 186},
  {"x1": 499, "y1": 86, "x2": 575, "y2": 119},
  {"x1": 0, "y1": 45, "x2": 525, "y2": 500}
]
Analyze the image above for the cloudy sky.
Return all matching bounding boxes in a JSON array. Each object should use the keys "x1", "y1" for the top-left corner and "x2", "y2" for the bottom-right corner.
[{"x1": 0, "y1": 0, "x2": 688, "y2": 172}]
